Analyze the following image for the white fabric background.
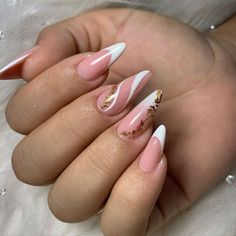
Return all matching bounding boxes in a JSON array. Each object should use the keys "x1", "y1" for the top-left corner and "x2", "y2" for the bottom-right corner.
[{"x1": 0, "y1": 1, "x2": 236, "y2": 236}]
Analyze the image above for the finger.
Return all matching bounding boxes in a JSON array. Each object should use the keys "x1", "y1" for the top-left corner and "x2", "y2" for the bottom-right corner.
[
  {"x1": 0, "y1": 22, "x2": 77, "y2": 81},
  {"x1": 6, "y1": 43, "x2": 126, "y2": 134},
  {"x1": 12, "y1": 71, "x2": 151, "y2": 185},
  {"x1": 100, "y1": 126, "x2": 167, "y2": 236},
  {"x1": 48, "y1": 90, "x2": 163, "y2": 222},
  {"x1": 0, "y1": 9, "x2": 130, "y2": 81}
]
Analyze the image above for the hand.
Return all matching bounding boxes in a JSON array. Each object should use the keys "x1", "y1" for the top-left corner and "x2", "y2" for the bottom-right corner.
[{"x1": 3, "y1": 8, "x2": 236, "y2": 235}]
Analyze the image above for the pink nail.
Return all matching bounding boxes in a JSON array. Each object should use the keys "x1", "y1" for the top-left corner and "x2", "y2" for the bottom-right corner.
[
  {"x1": 77, "y1": 42, "x2": 126, "y2": 81},
  {"x1": 117, "y1": 90, "x2": 163, "y2": 139},
  {"x1": 97, "y1": 70, "x2": 151, "y2": 115},
  {"x1": 139, "y1": 125, "x2": 166, "y2": 172},
  {"x1": 0, "y1": 46, "x2": 37, "y2": 80}
]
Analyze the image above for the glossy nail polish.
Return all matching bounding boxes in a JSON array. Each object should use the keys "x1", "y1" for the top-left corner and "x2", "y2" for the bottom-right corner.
[
  {"x1": 77, "y1": 42, "x2": 126, "y2": 81},
  {"x1": 117, "y1": 90, "x2": 163, "y2": 139},
  {"x1": 0, "y1": 46, "x2": 37, "y2": 80},
  {"x1": 139, "y1": 125, "x2": 166, "y2": 172},
  {"x1": 97, "y1": 70, "x2": 151, "y2": 115}
]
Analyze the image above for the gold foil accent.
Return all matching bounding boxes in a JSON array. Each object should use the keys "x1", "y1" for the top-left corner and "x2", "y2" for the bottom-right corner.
[
  {"x1": 100, "y1": 85, "x2": 118, "y2": 109},
  {"x1": 121, "y1": 90, "x2": 163, "y2": 139}
]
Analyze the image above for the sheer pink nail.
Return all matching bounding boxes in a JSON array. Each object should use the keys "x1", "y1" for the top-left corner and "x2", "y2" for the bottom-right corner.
[
  {"x1": 97, "y1": 70, "x2": 151, "y2": 115},
  {"x1": 117, "y1": 90, "x2": 163, "y2": 139},
  {"x1": 139, "y1": 125, "x2": 166, "y2": 172},
  {"x1": 0, "y1": 46, "x2": 37, "y2": 80},
  {"x1": 77, "y1": 42, "x2": 126, "y2": 81}
]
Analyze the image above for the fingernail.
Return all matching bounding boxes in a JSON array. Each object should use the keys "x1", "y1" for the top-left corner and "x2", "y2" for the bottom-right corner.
[
  {"x1": 117, "y1": 90, "x2": 163, "y2": 139},
  {"x1": 0, "y1": 46, "x2": 37, "y2": 80},
  {"x1": 139, "y1": 125, "x2": 166, "y2": 172},
  {"x1": 97, "y1": 70, "x2": 151, "y2": 115},
  {"x1": 77, "y1": 42, "x2": 126, "y2": 81}
]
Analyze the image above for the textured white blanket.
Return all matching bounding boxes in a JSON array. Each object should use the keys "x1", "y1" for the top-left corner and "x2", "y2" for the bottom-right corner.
[{"x1": 0, "y1": 1, "x2": 236, "y2": 235}]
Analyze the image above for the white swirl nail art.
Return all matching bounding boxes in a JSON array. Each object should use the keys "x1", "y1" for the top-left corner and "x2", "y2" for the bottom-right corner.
[{"x1": 97, "y1": 70, "x2": 151, "y2": 115}]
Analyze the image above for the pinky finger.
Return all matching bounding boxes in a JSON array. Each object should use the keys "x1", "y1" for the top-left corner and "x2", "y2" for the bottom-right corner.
[{"x1": 100, "y1": 125, "x2": 167, "y2": 236}]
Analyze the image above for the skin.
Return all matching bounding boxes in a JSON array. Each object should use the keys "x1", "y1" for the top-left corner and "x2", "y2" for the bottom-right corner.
[{"x1": 4, "y1": 9, "x2": 236, "y2": 235}]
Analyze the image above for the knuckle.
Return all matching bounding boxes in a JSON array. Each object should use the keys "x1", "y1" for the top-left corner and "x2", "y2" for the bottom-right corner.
[
  {"x1": 38, "y1": 24, "x2": 56, "y2": 39},
  {"x1": 61, "y1": 110, "x2": 90, "y2": 144},
  {"x1": 5, "y1": 98, "x2": 29, "y2": 135},
  {"x1": 86, "y1": 146, "x2": 117, "y2": 178}
]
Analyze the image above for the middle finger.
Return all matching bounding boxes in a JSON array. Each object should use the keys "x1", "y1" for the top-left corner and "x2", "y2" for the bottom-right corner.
[{"x1": 12, "y1": 71, "x2": 151, "y2": 185}]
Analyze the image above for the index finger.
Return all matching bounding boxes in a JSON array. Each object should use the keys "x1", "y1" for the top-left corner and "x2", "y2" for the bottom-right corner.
[{"x1": 0, "y1": 10, "x2": 117, "y2": 81}]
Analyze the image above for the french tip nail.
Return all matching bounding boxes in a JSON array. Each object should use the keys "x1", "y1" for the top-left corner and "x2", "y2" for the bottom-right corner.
[
  {"x1": 0, "y1": 46, "x2": 36, "y2": 80},
  {"x1": 137, "y1": 70, "x2": 151, "y2": 82},
  {"x1": 153, "y1": 125, "x2": 166, "y2": 153},
  {"x1": 136, "y1": 70, "x2": 151, "y2": 78},
  {"x1": 104, "y1": 42, "x2": 126, "y2": 65},
  {"x1": 107, "y1": 42, "x2": 126, "y2": 49},
  {"x1": 77, "y1": 42, "x2": 126, "y2": 81},
  {"x1": 138, "y1": 124, "x2": 165, "y2": 173}
]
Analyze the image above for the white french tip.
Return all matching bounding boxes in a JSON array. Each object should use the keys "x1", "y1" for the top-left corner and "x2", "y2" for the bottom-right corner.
[
  {"x1": 153, "y1": 125, "x2": 166, "y2": 153},
  {"x1": 105, "y1": 42, "x2": 126, "y2": 65},
  {"x1": 0, "y1": 54, "x2": 28, "y2": 73},
  {"x1": 135, "y1": 70, "x2": 151, "y2": 79}
]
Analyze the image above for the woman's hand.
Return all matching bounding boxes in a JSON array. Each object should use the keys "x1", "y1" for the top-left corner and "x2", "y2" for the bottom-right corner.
[{"x1": 3, "y1": 8, "x2": 236, "y2": 234}]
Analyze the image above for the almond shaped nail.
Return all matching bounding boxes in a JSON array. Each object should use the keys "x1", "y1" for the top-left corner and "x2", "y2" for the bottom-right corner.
[
  {"x1": 0, "y1": 46, "x2": 37, "y2": 80},
  {"x1": 139, "y1": 125, "x2": 166, "y2": 172},
  {"x1": 77, "y1": 42, "x2": 126, "y2": 81},
  {"x1": 97, "y1": 70, "x2": 151, "y2": 115},
  {"x1": 117, "y1": 90, "x2": 163, "y2": 139}
]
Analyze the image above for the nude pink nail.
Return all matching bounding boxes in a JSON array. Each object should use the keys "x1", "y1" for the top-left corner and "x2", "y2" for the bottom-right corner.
[
  {"x1": 0, "y1": 46, "x2": 37, "y2": 80},
  {"x1": 117, "y1": 90, "x2": 163, "y2": 139},
  {"x1": 138, "y1": 125, "x2": 166, "y2": 172},
  {"x1": 97, "y1": 70, "x2": 151, "y2": 115},
  {"x1": 77, "y1": 42, "x2": 126, "y2": 81}
]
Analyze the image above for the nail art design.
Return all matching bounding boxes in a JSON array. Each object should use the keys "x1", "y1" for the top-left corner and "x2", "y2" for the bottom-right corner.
[
  {"x1": 97, "y1": 70, "x2": 151, "y2": 115},
  {"x1": 0, "y1": 46, "x2": 37, "y2": 80},
  {"x1": 117, "y1": 90, "x2": 163, "y2": 139},
  {"x1": 139, "y1": 125, "x2": 166, "y2": 172},
  {"x1": 77, "y1": 42, "x2": 126, "y2": 81}
]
